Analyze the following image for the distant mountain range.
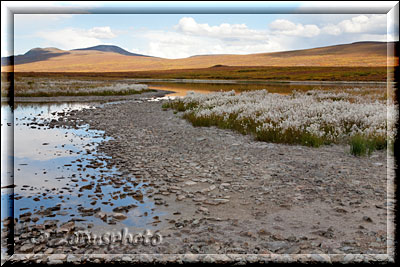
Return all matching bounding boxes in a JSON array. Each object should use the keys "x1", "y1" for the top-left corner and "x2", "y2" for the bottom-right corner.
[
  {"x1": 1, "y1": 45, "x2": 150, "y2": 66},
  {"x1": 1, "y1": 42, "x2": 397, "y2": 72},
  {"x1": 72, "y1": 45, "x2": 151, "y2": 57}
]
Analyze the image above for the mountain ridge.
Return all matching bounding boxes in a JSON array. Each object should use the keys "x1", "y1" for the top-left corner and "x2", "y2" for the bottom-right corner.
[
  {"x1": 72, "y1": 45, "x2": 151, "y2": 57},
  {"x1": 1, "y1": 42, "x2": 397, "y2": 72}
]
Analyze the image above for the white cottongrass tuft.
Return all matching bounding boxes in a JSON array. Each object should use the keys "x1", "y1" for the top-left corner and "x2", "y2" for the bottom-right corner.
[{"x1": 174, "y1": 89, "x2": 396, "y2": 145}]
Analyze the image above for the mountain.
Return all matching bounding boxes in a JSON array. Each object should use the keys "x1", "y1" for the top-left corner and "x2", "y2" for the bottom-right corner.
[
  {"x1": 1, "y1": 47, "x2": 69, "y2": 66},
  {"x1": 1, "y1": 42, "x2": 397, "y2": 72},
  {"x1": 1, "y1": 45, "x2": 151, "y2": 67},
  {"x1": 72, "y1": 45, "x2": 151, "y2": 57}
]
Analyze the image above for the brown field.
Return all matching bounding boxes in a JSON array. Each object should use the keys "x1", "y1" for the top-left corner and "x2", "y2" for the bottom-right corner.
[
  {"x1": 5, "y1": 66, "x2": 391, "y2": 82},
  {"x1": 2, "y1": 42, "x2": 397, "y2": 73}
]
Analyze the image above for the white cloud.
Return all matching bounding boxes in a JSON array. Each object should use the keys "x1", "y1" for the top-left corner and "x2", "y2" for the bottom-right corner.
[
  {"x1": 175, "y1": 17, "x2": 263, "y2": 40},
  {"x1": 358, "y1": 33, "x2": 389, "y2": 42},
  {"x1": 87, "y1": 26, "x2": 116, "y2": 39},
  {"x1": 130, "y1": 15, "x2": 390, "y2": 59},
  {"x1": 268, "y1": 19, "x2": 320, "y2": 37},
  {"x1": 320, "y1": 15, "x2": 387, "y2": 36},
  {"x1": 132, "y1": 30, "x2": 284, "y2": 59},
  {"x1": 320, "y1": 24, "x2": 342, "y2": 36},
  {"x1": 337, "y1": 15, "x2": 386, "y2": 33},
  {"x1": 127, "y1": 17, "x2": 291, "y2": 58},
  {"x1": 36, "y1": 26, "x2": 117, "y2": 50}
]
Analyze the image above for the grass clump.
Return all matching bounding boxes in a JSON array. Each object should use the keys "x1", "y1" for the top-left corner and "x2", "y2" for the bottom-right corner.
[
  {"x1": 163, "y1": 90, "x2": 394, "y2": 155},
  {"x1": 349, "y1": 134, "x2": 387, "y2": 156}
]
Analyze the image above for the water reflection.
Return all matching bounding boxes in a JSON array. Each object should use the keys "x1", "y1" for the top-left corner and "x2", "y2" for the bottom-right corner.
[
  {"x1": 1, "y1": 102, "x2": 164, "y2": 230},
  {"x1": 147, "y1": 81, "x2": 386, "y2": 97}
]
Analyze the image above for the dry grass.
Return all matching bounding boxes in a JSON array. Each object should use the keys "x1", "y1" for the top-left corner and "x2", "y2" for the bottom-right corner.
[
  {"x1": 2, "y1": 42, "x2": 397, "y2": 73},
  {"x1": 6, "y1": 66, "x2": 391, "y2": 82},
  {"x1": 1, "y1": 76, "x2": 152, "y2": 97}
]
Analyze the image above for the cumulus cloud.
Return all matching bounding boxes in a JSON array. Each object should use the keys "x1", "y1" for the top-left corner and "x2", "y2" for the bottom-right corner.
[
  {"x1": 132, "y1": 30, "x2": 284, "y2": 59},
  {"x1": 338, "y1": 15, "x2": 386, "y2": 33},
  {"x1": 268, "y1": 19, "x2": 321, "y2": 37},
  {"x1": 29, "y1": 14, "x2": 391, "y2": 59},
  {"x1": 124, "y1": 17, "x2": 291, "y2": 58},
  {"x1": 36, "y1": 26, "x2": 117, "y2": 50},
  {"x1": 131, "y1": 15, "x2": 389, "y2": 59},
  {"x1": 320, "y1": 24, "x2": 342, "y2": 36},
  {"x1": 175, "y1": 17, "x2": 263, "y2": 40},
  {"x1": 87, "y1": 26, "x2": 116, "y2": 39},
  {"x1": 321, "y1": 15, "x2": 387, "y2": 36}
]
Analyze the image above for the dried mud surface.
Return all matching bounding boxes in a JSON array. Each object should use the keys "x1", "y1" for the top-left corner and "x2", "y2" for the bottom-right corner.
[{"x1": 4, "y1": 97, "x2": 395, "y2": 263}]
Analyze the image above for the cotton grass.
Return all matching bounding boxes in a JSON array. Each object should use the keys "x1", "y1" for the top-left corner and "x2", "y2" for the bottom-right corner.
[{"x1": 164, "y1": 89, "x2": 396, "y2": 155}]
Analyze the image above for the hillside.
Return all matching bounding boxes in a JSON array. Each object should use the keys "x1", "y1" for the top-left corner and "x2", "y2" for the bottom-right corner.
[
  {"x1": 72, "y1": 45, "x2": 151, "y2": 57},
  {"x1": 1, "y1": 42, "x2": 397, "y2": 72}
]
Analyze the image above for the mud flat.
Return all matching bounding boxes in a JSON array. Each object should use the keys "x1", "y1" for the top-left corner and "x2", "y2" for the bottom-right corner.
[{"x1": 4, "y1": 98, "x2": 395, "y2": 264}]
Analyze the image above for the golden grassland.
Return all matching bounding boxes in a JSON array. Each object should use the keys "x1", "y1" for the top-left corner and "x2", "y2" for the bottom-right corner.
[
  {"x1": 2, "y1": 42, "x2": 397, "y2": 73},
  {"x1": 4, "y1": 66, "x2": 391, "y2": 82}
]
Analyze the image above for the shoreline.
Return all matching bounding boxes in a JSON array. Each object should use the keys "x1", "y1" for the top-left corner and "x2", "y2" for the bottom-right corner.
[
  {"x1": 118, "y1": 78, "x2": 389, "y2": 85},
  {"x1": 1, "y1": 89, "x2": 173, "y2": 103}
]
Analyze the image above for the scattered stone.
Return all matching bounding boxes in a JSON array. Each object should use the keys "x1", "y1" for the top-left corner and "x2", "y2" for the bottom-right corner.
[
  {"x1": 113, "y1": 213, "x2": 127, "y2": 220},
  {"x1": 362, "y1": 216, "x2": 373, "y2": 223},
  {"x1": 19, "y1": 243, "x2": 35, "y2": 253}
]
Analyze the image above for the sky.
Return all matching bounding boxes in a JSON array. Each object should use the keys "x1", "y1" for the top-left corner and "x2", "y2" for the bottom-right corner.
[{"x1": 2, "y1": 1, "x2": 399, "y2": 59}]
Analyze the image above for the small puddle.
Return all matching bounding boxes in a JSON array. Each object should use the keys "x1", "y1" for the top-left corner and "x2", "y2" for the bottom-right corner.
[{"x1": 1, "y1": 102, "x2": 164, "y2": 231}]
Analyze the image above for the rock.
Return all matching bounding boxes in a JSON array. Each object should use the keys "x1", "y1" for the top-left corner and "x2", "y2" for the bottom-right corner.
[
  {"x1": 193, "y1": 197, "x2": 207, "y2": 202},
  {"x1": 112, "y1": 204, "x2": 137, "y2": 213},
  {"x1": 19, "y1": 243, "x2": 35, "y2": 253},
  {"x1": 113, "y1": 213, "x2": 127, "y2": 220},
  {"x1": 207, "y1": 185, "x2": 216, "y2": 191},
  {"x1": 198, "y1": 206, "x2": 209, "y2": 213},
  {"x1": 257, "y1": 229, "x2": 271, "y2": 236},
  {"x1": 285, "y1": 245, "x2": 300, "y2": 254},
  {"x1": 219, "y1": 183, "x2": 230, "y2": 189},
  {"x1": 95, "y1": 211, "x2": 108, "y2": 220},
  {"x1": 48, "y1": 254, "x2": 66, "y2": 263},
  {"x1": 213, "y1": 198, "x2": 230, "y2": 204},
  {"x1": 184, "y1": 181, "x2": 197, "y2": 186},
  {"x1": 362, "y1": 216, "x2": 373, "y2": 223},
  {"x1": 59, "y1": 221, "x2": 75, "y2": 232},
  {"x1": 44, "y1": 248, "x2": 54, "y2": 254},
  {"x1": 262, "y1": 241, "x2": 289, "y2": 252},
  {"x1": 334, "y1": 207, "x2": 348, "y2": 213},
  {"x1": 176, "y1": 195, "x2": 186, "y2": 201},
  {"x1": 48, "y1": 238, "x2": 68, "y2": 247}
]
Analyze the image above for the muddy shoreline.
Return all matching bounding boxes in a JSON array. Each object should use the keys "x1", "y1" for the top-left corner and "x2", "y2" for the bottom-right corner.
[
  {"x1": 4, "y1": 95, "x2": 395, "y2": 263},
  {"x1": 1, "y1": 89, "x2": 173, "y2": 103}
]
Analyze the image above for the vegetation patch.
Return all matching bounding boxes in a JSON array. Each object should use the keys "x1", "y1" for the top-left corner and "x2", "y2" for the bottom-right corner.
[
  {"x1": 1, "y1": 76, "x2": 153, "y2": 97},
  {"x1": 163, "y1": 89, "x2": 396, "y2": 156}
]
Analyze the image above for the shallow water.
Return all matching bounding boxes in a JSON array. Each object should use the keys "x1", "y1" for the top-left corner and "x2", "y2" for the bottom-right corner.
[
  {"x1": 1, "y1": 102, "x2": 164, "y2": 229},
  {"x1": 147, "y1": 81, "x2": 386, "y2": 97}
]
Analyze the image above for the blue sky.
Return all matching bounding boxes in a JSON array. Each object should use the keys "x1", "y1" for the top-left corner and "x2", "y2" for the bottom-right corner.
[{"x1": 2, "y1": 2, "x2": 399, "y2": 59}]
